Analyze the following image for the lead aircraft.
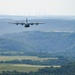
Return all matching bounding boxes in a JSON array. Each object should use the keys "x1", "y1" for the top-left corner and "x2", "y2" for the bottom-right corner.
[{"x1": 10, "y1": 18, "x2": 45, "y2": 28}]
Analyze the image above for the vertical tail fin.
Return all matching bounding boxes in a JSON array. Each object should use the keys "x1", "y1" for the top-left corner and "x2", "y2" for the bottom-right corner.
[{"x1": 26, "y1": 17, "x2": 28, "y2": 23}]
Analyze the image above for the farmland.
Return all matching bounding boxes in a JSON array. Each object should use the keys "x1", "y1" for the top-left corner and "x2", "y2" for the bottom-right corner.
[
  {"x1": 0, "y1": 56, "x2": 58, "y2": 61},
  {"x1": 0, "y1": 56, "x2": 60, "y2": 73},
  {"x1": 0, "y1": 64, "x2": 48, "y2": 73},
  {"x1": 0, "y1": 64, "x2": 60, "y2": 73}
]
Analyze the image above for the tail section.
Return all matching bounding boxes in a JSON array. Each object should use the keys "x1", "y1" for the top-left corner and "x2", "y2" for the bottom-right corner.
[{"x1": 26, "y1": 18, "x2": 28, "y2": 23}]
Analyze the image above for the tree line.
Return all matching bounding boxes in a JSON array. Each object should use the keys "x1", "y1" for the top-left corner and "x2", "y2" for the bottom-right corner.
[{"x1": 0, "y1": 57, "x2": 68, "y2": 65}]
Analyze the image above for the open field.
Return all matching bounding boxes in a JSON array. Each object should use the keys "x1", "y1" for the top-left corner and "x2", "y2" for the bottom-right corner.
[
  {"x1": 0, "y1": 64, "x2": 60, "y2": 73},
  {"x1": 0, "y1": 56, "x2": 58, "y2": 61},
  {"x1": 0, "y1": 64, "x2": 42, "y2": 73},
  {"x1": 0, "y1": 56, "x2": 59, "y2": 73}
]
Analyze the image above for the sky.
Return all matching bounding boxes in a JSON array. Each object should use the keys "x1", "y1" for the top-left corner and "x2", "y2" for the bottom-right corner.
[{"x1": 0, "y1": 0, "x2": 75, "y2": 16}]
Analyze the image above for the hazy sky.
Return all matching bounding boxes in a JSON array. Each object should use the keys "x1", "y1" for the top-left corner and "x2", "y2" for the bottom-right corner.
[{"x1": 0, "y1": 0, "x2": 75, "y2": 16}]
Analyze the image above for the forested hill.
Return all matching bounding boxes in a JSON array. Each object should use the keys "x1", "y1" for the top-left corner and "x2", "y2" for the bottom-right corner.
[{"x1": 0, "y1": 31, "x2": 75, "y2": 57}]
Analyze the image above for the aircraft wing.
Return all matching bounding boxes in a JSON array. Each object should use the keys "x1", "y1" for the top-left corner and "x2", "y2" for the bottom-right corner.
[
  {"x1": 9, "y1": 22, "x2": 25, "y2": 25},
  {"x1": 29, "y1": 22, "x2": 45, "y2": 25}
]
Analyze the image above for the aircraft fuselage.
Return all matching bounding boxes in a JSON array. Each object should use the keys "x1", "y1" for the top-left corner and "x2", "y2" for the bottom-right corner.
[{"x1": 25, "y1": 23, "x2": 30, "y2": 27}]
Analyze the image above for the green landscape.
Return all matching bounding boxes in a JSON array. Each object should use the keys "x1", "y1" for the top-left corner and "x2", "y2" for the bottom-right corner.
[
  {"x1": 0, "y1": 64, "x2": 45, "y2": 73},
  {"x1": 0, "y1": 62, "x2": 75, "y2": 75},
  {"x1": 0, "y1": 17, "x2": 75, "y2": 75},
  {"x1": 0, "y1": 55, "x2": 60, "y2": 73},
  {"x1": 0, "y1": 56, "x2": 58, "y2": 61}
]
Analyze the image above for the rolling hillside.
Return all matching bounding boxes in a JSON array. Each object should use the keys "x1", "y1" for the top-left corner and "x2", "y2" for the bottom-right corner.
[{"x1": 0, "y1": 31, "x2": 75, "y2": 57}]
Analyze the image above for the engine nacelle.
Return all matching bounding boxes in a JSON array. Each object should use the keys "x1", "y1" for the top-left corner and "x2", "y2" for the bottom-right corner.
[
  {"x1": 21, "y1": 23, "x2": 24, "y2": 25},
  {"x1": 36, "y1": 23, "x2": 38, "y2": 25},
  {"x1": 31, "y1": 23, "x2": 34, "y2": 25},
  {"x1": 16, "y1": 23, "x2": 19, "y2": 25}
]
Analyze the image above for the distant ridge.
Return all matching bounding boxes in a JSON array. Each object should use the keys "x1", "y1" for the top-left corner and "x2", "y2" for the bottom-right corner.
[{"x1": 0, "y1": 31, "x2": 75, "y2": 58}]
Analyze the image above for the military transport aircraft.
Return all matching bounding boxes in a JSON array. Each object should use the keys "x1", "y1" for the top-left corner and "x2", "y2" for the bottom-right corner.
[{"x1": 10, "y1": 18, "x2": 45, "y2": 28}]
